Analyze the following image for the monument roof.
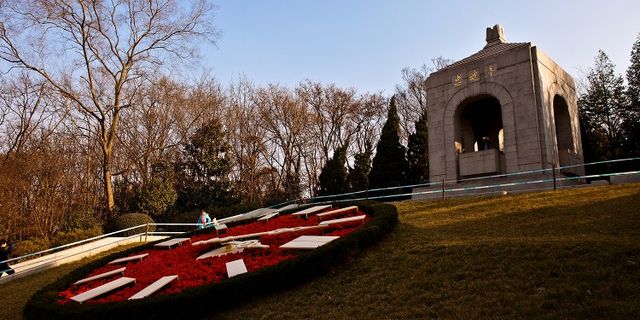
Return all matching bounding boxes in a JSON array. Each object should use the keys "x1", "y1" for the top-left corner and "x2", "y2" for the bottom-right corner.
[{"x1": 441, "y1": 41, "x2": 530, "y2": 71}]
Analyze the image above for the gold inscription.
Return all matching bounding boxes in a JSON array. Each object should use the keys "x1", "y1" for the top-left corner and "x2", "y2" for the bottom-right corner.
[
  {"x1": 454, "y1": 74, "x2": 462, "y2": 86},
  {"x1": 487, "y1": 64, "x2": 497, "y2": 78},
  {"x1": 468, "y1": 69, "x2": 480, "y2": 82}
]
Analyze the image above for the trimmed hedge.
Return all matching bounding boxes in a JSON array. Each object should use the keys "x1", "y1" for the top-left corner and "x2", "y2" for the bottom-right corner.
[
  {"x1": 105, "y1": 213, "x2": 156, "y2": 237},
  {"x1": 24, "y1": 201, "x2": 398, "y2": 320}
]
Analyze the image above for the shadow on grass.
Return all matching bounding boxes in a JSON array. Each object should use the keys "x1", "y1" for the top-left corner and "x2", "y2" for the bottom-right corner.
[
  {"x1": 208, "y1": 187, "x2": 640, "y2": 320},
  {"x1": 415, "y1": 192, "x2": 640, "y2": 243}
]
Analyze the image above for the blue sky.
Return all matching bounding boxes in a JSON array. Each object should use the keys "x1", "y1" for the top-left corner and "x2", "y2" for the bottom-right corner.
[{"x1": 200, "y1": 0, "x2": 640, "y2": 94}]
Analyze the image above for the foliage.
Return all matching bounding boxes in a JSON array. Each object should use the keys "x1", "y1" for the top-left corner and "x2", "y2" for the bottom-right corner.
[
  {"x1": 134, "y1": 179, "x2": 178, "y2": 219},
  {"x1": 176, "y1": 119, "x2": 237, "y2": 209},
  {"x1": 406, "y1": 112, "x2": 429, "y2": 184},
  {"x1": 12, "y1": 238, "x2": 51, "y2": 258},
  {"x1": 23, "y1": 201, "x2": 397, "y2": 320},
  {"x1": 104, "y1": 213, "x2": 155, "y2": 237},
  {"x1": 369, "y1": 96, "x2": 409, "y2": 188},
  {"x1": 578, "y1": 50, "x2": 627, "y2": 163},
  {"x1": 317, "y1": 142, "x2": 349, "y2": 196},
  {"x1": 11, "y1": 227, "x2": 103, "y2": 258},
  {"x1": 50, "y1": 227, "x2": 103, "y2": 248},
  {"x1": 623, "y1": 33, "x2": 640, "y2": 159},
  {"x1": 348, "y1": 142, "x2": 373, "y2": 192}
]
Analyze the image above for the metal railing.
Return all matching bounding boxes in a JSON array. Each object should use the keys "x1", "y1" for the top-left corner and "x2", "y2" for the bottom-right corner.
[
  {"x1": 2, "y1": 157, "x2": 638, "y2": 279},
  {"x1": 273, "y1": 157, "x2": 640, "y2": 205},
  {"x1": 0, "y1": 222, "x2": 208, "y2": 279}
]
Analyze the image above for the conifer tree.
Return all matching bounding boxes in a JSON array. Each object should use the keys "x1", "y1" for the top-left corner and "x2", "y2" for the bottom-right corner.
[
  {"x1": 624, "y1": 34, "x2": 640, "y2": 158},
  {"x1": 348, "y1": 143, "x2": 373, "y2": 192},
  {"x1": 317, "y1": 142, "x2": 349, "y2": 196},
  {"x1": 578, "y1": 50, "x2": 627, "y2": 161},
  {"x1": 407, "y1": 112, "x2": 429, "y2": 184},
  {"x1": 369, "y1": 96, "x2": 409, "y2": 188},
  {"x1": 178, "y1": 118, "x2": 236, "y2": 209}
]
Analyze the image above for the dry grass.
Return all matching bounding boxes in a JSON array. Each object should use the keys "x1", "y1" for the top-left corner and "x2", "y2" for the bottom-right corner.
[{"x1": 208, "y1": 184, "x2": 640, "y2": 320}]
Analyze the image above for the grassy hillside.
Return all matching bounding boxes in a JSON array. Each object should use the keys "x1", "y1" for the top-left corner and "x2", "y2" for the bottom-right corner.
[
  {"x1": 2, "y1": 184, "x2": 638, "y2": 319},
  {"x1": 210, "y1": 184, "x2": 640, "y2": 319}
]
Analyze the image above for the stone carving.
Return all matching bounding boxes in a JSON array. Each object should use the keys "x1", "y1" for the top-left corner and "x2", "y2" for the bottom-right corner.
[{"x1": 485, "y1": 24, "x2": 506, "y2": 47}]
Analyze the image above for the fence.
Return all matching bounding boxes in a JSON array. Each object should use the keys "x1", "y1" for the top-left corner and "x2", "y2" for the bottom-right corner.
[
  {"x1": 271, "y1": 157, "x2": 640, "y2": 205},
  {"x1": 2, "y1": 157, "x2": 639, "y2": 282},
  {"x1": 0, "y1": 222, "x2": 204, "y2": 282}
]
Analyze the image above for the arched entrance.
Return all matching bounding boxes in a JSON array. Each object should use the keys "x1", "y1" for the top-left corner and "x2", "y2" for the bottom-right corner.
[
  {"x1": 455, "y1": 95, "x2": 505, "y2": 178},
  {"x1": 553, "y1": 95, "x2": 577, "y2": 168}
]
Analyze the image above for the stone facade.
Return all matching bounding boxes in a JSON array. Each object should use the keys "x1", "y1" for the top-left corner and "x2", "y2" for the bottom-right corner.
[{"x1": 426, "y1": 25, "x2": 584, "y2": 183}]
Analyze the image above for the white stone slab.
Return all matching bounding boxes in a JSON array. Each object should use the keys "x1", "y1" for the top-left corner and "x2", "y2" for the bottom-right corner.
[
  {"x1": 280, "y1": 235, "x2": 340, "y2": 249},
  {"x1": 316, "y1": 206, "x2": 358, "y2": 220},
  {"x1": 128, "y1": 275, "x2": 178, "y2": 300},
  {"x1": 196, "y1": 247, "x2": 244, "y2": 260},
  {"x1": 74, "y1": 267, "x2": 127, "y2": 285},
  {"x1": 274, "y1": 203, "x2": 301, "y2": 212},
  {"x1": 226, "y1": 259, "x2": 248, "y2": 278},
  {"x1": 257, "y1": 212, "x2": 279, "y2": 221},
  {"x1": 154, "y1": 237, "x2": 191, "y2": 248},
  {"x1": 290, "y1": 205, "x2": 332, "y2": 218},
  {"x1": 214, "y1": 224, "x2": 228, "y2": 234},
  {"x1": 71, "y1": 277, "x2": 136, "y2": 303},
  {"x1": 108, "y1": 253, "x2": 149, "y2": 265},
  {"x1": 319, "y1": 215, "x2": 366, "y2": 226}
]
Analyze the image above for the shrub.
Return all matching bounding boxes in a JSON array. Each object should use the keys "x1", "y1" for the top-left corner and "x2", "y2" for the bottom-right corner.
[
  {"x1": 50, "y1": 227, "x2": 103, "y2": 248},
  {"x1": 134, "y1": 180, "x2": 177, "y2": 219},
  {"x1": 13, "y1": 238, "x2": 51, "y2": 257},
  {"x1": 24, "y1": 201, "x2": 397, "y2": 320},
  {"x1": 104, "y1": 213, "x2": 155, "y2": 237}
]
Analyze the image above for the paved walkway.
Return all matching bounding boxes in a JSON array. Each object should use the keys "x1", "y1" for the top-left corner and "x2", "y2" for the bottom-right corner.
[{"x1": 0, "y1": 236, "x2": 167, "y2": 284}]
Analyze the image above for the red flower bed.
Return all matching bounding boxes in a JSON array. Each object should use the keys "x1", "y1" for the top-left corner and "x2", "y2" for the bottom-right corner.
[{"x1": 58, "y1": 208, "x2": 369, "y2": 304}]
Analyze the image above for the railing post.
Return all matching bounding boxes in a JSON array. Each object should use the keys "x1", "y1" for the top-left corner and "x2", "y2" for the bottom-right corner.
[
  {"x1": 144, "y1": 223, "x2": 149, "y2": 243},
  {"x1": 441, "y1": 179, "x2": 446, "y2": 200},
  {"x1": 552, "y1": 165, "x2": 557, "y2": 191}
]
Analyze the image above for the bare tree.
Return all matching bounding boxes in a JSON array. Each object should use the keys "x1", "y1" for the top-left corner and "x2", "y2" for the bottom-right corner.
[
  {"x1": 0, "y1": 73, "x2": 64, "y2": 159},
  {"x1": 254, "y1": 84, "x2": 309, "y2": 200},
  {"x1": 0, "y1": 0, "x2": 217, "y2": 216},
  {"x1": 394, "y1": 57, "x2": 451, "y2": 142}
]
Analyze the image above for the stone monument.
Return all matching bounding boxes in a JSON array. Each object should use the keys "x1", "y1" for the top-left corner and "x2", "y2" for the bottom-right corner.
[{"x1": 426, "y1": 24, "x2": 584, "y2": 184}]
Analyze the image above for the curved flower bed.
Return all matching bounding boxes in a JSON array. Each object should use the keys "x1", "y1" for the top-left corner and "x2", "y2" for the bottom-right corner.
[{"x1": 24, "y1": 201, "x2": 398, "y2": 320}]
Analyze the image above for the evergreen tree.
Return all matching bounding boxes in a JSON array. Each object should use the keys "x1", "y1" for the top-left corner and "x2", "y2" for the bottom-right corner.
[
  {"x1": 177, "y1": 118, "x2": 236, "y2": 209},
  {"x1": 407, "y1": 112, "x2": 429, "y2": 184},
  {"x1": 578, "y1": 50, "x2": 627, "y2": 162},
  {"x1": 624, "y1": 34, "x2": 640, "y2": 158},
  {"x1": 317, "y1": 142, "x2": 349, "y2": 196},
  {"x1": 347, "y1": 142, "x2": 373, "y2": 192},
  {"x1": 369, "y1": 96, "x2": 409, "y2": 188}
]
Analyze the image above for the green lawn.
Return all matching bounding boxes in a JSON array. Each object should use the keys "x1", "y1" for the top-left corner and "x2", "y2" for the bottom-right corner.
[
  {"x1": 0, "y1": 244, "x2": 139, "y2": 320},
  {"x1": 3, "y1": 184, "x2": 639, "y2": 319},
  {"x1": 210, "y1": 183, "x2": 639, "y2": 319}
]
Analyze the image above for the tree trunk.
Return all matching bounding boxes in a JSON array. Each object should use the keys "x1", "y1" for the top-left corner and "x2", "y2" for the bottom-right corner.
[{"x1": 102, "y1": 146, "x2": 116, "y2": 218}]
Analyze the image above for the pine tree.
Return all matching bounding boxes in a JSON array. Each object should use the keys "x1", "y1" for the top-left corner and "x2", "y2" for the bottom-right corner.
[
  {"x1": 627, "y1": 34, "x2": 640, "y2": 114},
  {"x1": 369, "y1": 96, "x2": 409, "y2": 188},
  {"x1": 178, "y1": 118, "x2": 236, "y2": 209},
  {"x1": 348, "y1": 143, "x2": 373, "y2": 192},
  {"x1": 407, "y1": 112, "x2": 429, "y2": 184},
  {"x1": 624, "y1": 33, "x2": 640, "y2": 158},
  {"x1": 578, "y1": 50, "x2": 627, "y2": 161},
  {"x1": 317, "y1": 142, "x2": 349, "y2": 196}
]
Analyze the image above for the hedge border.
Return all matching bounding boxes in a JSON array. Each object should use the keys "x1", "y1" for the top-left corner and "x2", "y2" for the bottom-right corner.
[{"x1": 24, "y1": 200, "x2": 398, "y2": 320}]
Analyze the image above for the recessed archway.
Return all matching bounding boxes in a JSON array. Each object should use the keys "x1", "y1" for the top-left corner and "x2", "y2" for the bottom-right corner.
[
  {"x1": 453, "y1": 95, "x2": 505, "y2": 178},
  {"x1": 455, "y1": 95, "x2": 504, "y2": 154},
  {"x1": 553, "y1": 94, "x2": 574, "y2": 167}
]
